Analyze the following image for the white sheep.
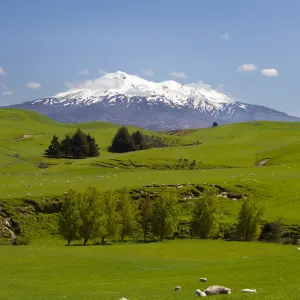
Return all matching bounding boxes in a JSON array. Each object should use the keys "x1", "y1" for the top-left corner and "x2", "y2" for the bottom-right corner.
[
  {"x1": 241, "y1": 288, "x2": 256, "y2": 293},
  {"x1": 195, "y1": 289, "x2": 206, "y2": 297},
  {"x1": 204, "y1": 285, "x2": 231, "y2": 295},
  {"x1": 200, "y1": 278, "x2": 207, "y2": 282},
  {"x1": 119, "y1": 298, "x2": 128, "y2": 300},
  {"x1": 173, "y1": 286, "x2": 181, "y2": 291}
]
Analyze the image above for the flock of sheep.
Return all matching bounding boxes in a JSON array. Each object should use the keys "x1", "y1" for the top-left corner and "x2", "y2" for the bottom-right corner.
[
  {"x1": 172, "y1": 277, "x2": 256, "y2": 296},
  {"x1": 118, "y1": 278, "x2": 256, "y2": 300}
]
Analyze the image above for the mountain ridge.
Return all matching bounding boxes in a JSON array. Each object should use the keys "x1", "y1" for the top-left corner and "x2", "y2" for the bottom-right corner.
[{"x1": 7, "y1": 71, "x2": 300, "y2": 130}]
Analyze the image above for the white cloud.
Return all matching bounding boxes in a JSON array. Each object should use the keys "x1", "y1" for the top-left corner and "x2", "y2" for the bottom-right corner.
[
  {"x1": 221, "y1": 33, "x2": 229, "y2": 40},
  {"x1": 2, "y1": 90, "x2": 15, "y2": 96},
  {"x1": 170, "y1": 71, "x2": 187, "y2": 78},
  {"x1": 26, "y1": 81, "x2": 41, "y2": 89},
  {"x1": 141, "y1": 69, "x2": 155, "y2": 77},
  {"x1": 65, "y1": 77, "x2": 123, "y2": 90},
  {"x1": 0, "y1": 83, "x2": 8, "y2": 90},
  {"x1": 237, "y1": 63, "x2": 257, "y2": 72},
  {"x1": 78, "y1": 68, "x2": 88, "y2": 75},
  {"x1": 261, "y1": 68, "x2": 278, "y2": 77},
  {"x1": 0, "y1": 67, "x2": 6, "y2": 76},
  {"x1": 97, "y1": 68, "x2": 107, "y2": 75}
]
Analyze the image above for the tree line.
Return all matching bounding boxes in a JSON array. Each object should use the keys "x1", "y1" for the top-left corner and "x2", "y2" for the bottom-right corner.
[
  {"x1": 108, "y1": 126, "x2": 176, "y2": 153},
  {"x1": 59, "y1": 185, "x2": 266, "y2": 246},
  {"x1": 45, "y1": 129, "x2": 99, "y2": 159}
]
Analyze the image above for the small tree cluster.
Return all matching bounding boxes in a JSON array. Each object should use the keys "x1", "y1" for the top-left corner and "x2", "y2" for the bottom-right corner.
[
  {"x1": 59, "y1": 186, "x2": 180, "y2": 245},
  {"x1": 45, "y1": 129, "x2": 99, "y2": 159},
  {"x1": 108, "y1": 126, "x2": 150, "y2": 153},
  {"x1": 190, "y1": 192, "x2": 264, "y2": 242},
  {"x1": 108, "y1": 126, "x2": 176, "y2": 153}
]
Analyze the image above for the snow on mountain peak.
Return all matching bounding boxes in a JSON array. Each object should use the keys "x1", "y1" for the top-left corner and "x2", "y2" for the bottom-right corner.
[{"x1": 50, "y1": 71, "x2": 235, "y2": 109}]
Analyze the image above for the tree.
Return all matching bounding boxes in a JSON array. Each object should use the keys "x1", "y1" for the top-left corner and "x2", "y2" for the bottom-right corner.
[
  {"x1": 116, "y1": 186, "x2": 137, "y2": 241},
  {"x1": 59, "y1": 189, "x2": 81, "y2": 245},
  {"x1": 72, "y1": 128, "x2": 89, "y2": 158},
  {"x1": 139, "y1": 193, "x2": 153, "y2": 241},
  {"x1": 77, "y1": 186, "x2": 102, "y2": 245},
  {"x1": 236, "y1": 197, "x2": 264, "y2": 241},
  {"x1": 86, "y1": 133, "x2": 100, "y2": 157},
  {"x1": 132, "y1": 131, "x2": 144, "y2": 150},
  {"x1": 109, "y1": 126, "x2": 134, "y2": 153},
  {"x1": 151, "y1": 188, "x2": 179, "y2": 241},
  {"x1": 212, "y1": 122, "x2": 218, "y2": 127},
  {"x1": 60, "y1": 135, "x2": 73, "y2": 157},
  {"x1": 44, "y1": 135, "x2": 60, "y2": 157},
  {"x1": 97, "y1": 190, "x2": 121, "y2": 244},
  {"x1": 191, "y1": 190, "x2": 219, "y2": 239}
]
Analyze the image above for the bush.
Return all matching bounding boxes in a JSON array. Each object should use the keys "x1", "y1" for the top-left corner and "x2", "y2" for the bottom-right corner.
[
  {"x1": 13, "y1": 235, "x2": 30, "y2": 245},
  {"x1": 260, "y1": 219, "x2": 285, "y2": 242}
]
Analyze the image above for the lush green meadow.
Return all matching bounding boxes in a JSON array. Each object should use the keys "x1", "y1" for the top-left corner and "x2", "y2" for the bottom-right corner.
[
  {"x1": 1, "y1": 240, "x2": 300, "y2": 300},
  {"x1": 1, "y1": 108, "x2": 300, "y2": 225},
  {"x1": 1, "y1": 109, "x2": 300, "y2": 299}
]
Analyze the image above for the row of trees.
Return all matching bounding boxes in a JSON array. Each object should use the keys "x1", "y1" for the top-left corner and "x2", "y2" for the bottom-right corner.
[
  {"x1": 109, "y1": 126, "x2": 174, "y2": 153},
  {"x1": 59, "y1": 185, "x2": 265, "y2": 246},
  {"x1": 59, "y1": 186, "x2": 179, "y2": 245},
  {"x1": 45, "y1": 129, "x2": 99, "y2": 159}
]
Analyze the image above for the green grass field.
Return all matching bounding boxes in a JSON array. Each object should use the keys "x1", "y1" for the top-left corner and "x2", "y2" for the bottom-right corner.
[
  {"x1": 1, "y1": 240, "x2": 300, "y2": 300},
  {"x1": 1, "y1": 108, "x2": 300, "y2": 225},
  {"x1": 1, "y1": 109, "x2": 300, "y2": 299}
]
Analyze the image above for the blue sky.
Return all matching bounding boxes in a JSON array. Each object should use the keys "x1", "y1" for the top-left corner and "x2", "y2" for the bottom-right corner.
[{"x1": 0, "y1": 0, "x2": 299, "y2": 116}]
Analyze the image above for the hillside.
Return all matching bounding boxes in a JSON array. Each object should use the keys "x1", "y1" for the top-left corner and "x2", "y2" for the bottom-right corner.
[
  {"x1": 1, "y1": 109, "x2": 300, "y2": 244},
  {"x1": 8, "y1": 71, "x2": 300, "y2": 130}
]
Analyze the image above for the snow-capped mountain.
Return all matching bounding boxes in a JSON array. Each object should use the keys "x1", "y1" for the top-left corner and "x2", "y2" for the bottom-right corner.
[{"x1": 9, "y1": 71, "x2": 300, "y2": 130}]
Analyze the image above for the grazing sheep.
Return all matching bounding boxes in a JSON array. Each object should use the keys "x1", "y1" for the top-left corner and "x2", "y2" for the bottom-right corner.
[
  {"x1": 173, "y1": 286, "x2": 181, "y2": 291},
  {"x1": 195, "y1": 289, "x2": 206, "y2": 297},
  {"x1": 204, "y1": 285, "x2": 231, "y2": 295},
  {"x1": 241, "y1": 289, "x2": 256, "y2": 293},
  {"x1": 200, "y1": 278, "x2": 207, "y2": 282},
  {"x1": 119, "y1": 298, "x2": 128, "y2": 300}
]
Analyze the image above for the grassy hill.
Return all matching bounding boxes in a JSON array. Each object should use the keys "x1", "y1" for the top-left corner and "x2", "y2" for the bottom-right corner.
[
  {"x1": 1, "y1": 109, "x2": 300, "y2": 300},
  {"x1": 1, "y1": 108, "x2": 300, "y2": 239}
]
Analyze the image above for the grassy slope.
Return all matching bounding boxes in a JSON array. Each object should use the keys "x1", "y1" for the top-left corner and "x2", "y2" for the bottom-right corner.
[
  {"x1": 1, "y1": 109, "x2": 300, "y2": 225},
  {"x1": 1, "y1": 110, "x2": 300, "y2": 300},
  {"x1": 1, "y1": 240, "x2": 300, "y2": 300}
]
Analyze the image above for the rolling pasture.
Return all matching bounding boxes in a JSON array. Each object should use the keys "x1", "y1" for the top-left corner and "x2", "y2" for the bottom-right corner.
[
  {"x1": 1, "y1": 109, "x2": 300, "y2": 300},
  {"x1": 1, "y1": 109, "x2": 300, "y2": 223}
]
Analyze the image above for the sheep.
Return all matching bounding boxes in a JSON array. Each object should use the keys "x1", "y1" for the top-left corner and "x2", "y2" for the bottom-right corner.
[
  {"x1": 203, "y1": 285, "x2": 231, "y2": 295},
  {"x1": 173, "y1": 286, "x2": 181, "y2": 291},
  {"x1": 119, "y1": 298, "x2": 128, "y2": 300},
  {"x1": 200, "y1": 278, "x2": 207, "y2": 282},
  {"x1": 195, "y1": 289, "x2": 206, "y2": 297},
  {"x1": 241, "y1": 289, "x2": 256, "y2": 293}
]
